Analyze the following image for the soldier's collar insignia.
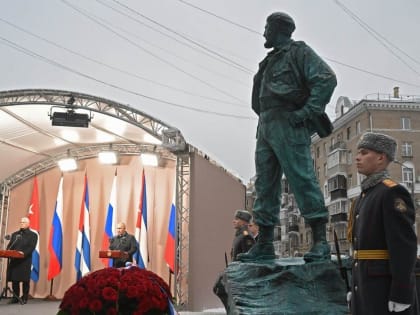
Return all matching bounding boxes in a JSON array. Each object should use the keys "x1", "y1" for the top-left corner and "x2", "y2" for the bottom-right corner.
[{"x1": 395, "y1": 198, "x2": 407, "y2": 213}]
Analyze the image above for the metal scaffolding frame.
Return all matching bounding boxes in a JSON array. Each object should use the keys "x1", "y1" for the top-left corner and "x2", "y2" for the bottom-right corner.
[
  {"x1": 174, "y1": 153, "x2": 191, "y2": 309},
  {"x1": 0, "y1": 89, "x2": 192, "y2": 307}
]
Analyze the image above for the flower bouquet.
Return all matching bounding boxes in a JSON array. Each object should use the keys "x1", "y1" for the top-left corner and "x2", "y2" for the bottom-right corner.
[{"x1": 57, "y1": 266, "x2": 174, "y2": 315}]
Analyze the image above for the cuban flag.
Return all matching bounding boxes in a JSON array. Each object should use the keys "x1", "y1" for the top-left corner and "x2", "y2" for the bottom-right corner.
[
  {"x1": 75, "y1": 174, "x2": 91, "y2": 280},
  {"x1": 47, "y1": 176, "x2": 64, "y2": 280},
  {"x1": 101, "y1": 174, "x2": 117, "y2": 267},
  {"x1": 134, "y1": 170, "x2": 148, "y2": 269},
  {"x1": 164, "y1": 181, "x2": 176, "y2": 273},
  {"x1": 27, "y1": 176, "x2": 40, "y2": 282}
]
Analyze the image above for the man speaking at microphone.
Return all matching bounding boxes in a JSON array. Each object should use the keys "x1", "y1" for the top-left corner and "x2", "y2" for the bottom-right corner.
[
  {"x1": 109, "y1": 222, "x2": 137, "y2": 268},
  {"x1": 6, "y1": 217, "x2": 38, "y2": 304}
]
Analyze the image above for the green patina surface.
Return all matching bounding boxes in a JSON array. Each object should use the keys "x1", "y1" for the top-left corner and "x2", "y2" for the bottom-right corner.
[{"x1": 222, "y1": 258, "x2": 350, "y2": 315}]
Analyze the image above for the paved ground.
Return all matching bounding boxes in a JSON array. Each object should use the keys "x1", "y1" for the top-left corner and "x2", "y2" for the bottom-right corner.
[{"x1": 0, "y1": 298, "x2": 226, "y2": 315}]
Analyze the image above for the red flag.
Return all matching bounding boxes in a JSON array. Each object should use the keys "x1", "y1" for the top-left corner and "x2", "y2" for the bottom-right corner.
[{"x1": 27, "y1": 176, "x2": 40, "y2": 282}]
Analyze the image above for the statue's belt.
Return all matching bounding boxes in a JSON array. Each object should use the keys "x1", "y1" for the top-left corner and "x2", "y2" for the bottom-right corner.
[{"x1": 353, "y1": 249, "x2": 389, "y2": 260}]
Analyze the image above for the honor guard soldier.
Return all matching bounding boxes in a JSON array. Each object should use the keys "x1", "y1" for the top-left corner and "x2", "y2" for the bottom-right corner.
[{"x1": 348, "y1": 132, "x2": 419, "y2": 314}]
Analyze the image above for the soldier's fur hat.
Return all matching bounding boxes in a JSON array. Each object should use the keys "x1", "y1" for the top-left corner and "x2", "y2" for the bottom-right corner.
[
  {"x1": 357, "y1": 132, "x2": 397, "y2": 161},
  {"x1": 234, "y1": 210, "x2": 252, "y2": 223},
  {"x1": 267, "y1": 12, "x2": 296, "y2": 37}
]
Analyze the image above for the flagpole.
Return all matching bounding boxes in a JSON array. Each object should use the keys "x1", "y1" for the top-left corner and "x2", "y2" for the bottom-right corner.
[
  {"x1": 44, "y1": 279, "x2": 58, "y2": 301},
  {"x1": 168, "y1": 267, "x2": 172, "y2": 295}
]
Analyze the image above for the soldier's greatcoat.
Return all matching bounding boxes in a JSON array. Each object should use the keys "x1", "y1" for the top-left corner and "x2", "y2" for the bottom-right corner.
[
  {"x1": 351, "y1": 178, "x2": 419, "y2": 314},
  {"x1": 231, "y1": 225, "x2": 255, "y2": 261}
]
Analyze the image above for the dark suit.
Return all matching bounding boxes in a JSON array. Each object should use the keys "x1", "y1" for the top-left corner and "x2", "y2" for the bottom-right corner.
[
  {"x1": 350, "y1": 178, "x2": 419, "y2": 314},
  {"x1": 109, "y1": 232, "x2": 137, "y2": 267},
  {"x1": 6, "y1": 228, "x2": 38, "y2": 301}
]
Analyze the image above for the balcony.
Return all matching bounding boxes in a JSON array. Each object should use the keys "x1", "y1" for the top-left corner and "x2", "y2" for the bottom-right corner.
[
  {"x1": 329, "y1": 141, "x2": 346, "y2": 152},
  {"x1": 331, "y1": 212, "x2": 347, "y2": 223},
  {"x1": 288, "y1": 224, "x2": 299, "y2": 233}
]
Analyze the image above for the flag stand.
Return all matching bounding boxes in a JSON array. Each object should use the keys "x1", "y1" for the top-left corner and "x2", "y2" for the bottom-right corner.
[{"x1": 44, "y1": 279, "x2": 58, "y2": 301}]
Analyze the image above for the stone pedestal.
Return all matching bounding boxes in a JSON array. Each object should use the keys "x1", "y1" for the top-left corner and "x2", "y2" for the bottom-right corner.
[{"x1": 218, "y1": 258, "x2": 349, "y2": 315}]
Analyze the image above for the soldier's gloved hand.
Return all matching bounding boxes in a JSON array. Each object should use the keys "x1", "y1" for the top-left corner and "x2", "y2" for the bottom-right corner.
[
  {"x1": 288, "y1": 109, "x2": 309, "y2": 126},
  {"x1": 346, "y1": 291, "x2": 351, "y2": 310},
  {"x1": 388, "y1": 301, "x2": 410, "y2": 312}
]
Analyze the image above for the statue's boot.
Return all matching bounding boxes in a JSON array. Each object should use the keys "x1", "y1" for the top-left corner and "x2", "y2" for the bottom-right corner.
[
  {"x1": 237, "y1": 226, "x2": 276, "y2": 262},
  {"x1": 303, "y1": 220, "x2": 331, "y2": 263}
]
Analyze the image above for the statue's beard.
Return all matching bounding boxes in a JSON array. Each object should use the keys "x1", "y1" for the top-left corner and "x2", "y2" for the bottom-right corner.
[{"x1": 264, "y1": 40, "x2": 273, "y2": 49}]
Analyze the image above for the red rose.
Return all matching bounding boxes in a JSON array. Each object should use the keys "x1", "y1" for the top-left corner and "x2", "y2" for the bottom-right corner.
[
  {"x1": 102, "y1": 286, "x2": 118, "y2": 301},
  {"x1": 88, "y1": 299, "x2": 103, "y2": 312}
]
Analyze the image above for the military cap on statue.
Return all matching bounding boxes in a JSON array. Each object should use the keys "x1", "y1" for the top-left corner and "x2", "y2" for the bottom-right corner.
[
  {"x1": 267, "y1": 12, "x2": 296, "y2": 37},
  {"x1": 357, "y1": 132, "x2": 397, "y2": 161},
  {"x1": 234, "y1": 210, "x2": 252, "y2": 223}
]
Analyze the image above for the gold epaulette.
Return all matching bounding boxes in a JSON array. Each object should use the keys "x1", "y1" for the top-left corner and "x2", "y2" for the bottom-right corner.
[
  {"x1": 353, "y1": 249, "x2": 389, "y2": 260},
  {"x1": 383, "y1": 179, "x2": 397, "y2": 187}
]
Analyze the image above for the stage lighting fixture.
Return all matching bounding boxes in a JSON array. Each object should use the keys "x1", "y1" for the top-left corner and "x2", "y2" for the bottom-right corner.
[
  {"x1": 99, "y1": 151, "x2": 118, "y2": 165},
  {"x1": 50, "y1": 108, "x2": 91, "y2": 128},
  {"x1": 58, "y1": 157, "x2": 77, "y2": 172},
  {"x1": 141, "y1": 153, "x2": 158, "y2": 167}
]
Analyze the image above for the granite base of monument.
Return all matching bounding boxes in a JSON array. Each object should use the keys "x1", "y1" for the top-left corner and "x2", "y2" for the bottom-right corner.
[{"x1": 217, "y1": 258, "x2": 349, "y2": 315}]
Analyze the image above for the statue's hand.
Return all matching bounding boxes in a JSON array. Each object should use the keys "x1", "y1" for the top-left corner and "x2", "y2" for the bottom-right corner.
[{"x1": 288, "y1": 109, "x2": 308, "y2": 126}]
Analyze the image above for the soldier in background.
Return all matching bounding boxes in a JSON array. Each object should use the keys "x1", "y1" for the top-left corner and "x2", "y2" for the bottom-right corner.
[
  {"x1": 213, "y1": 210, "x2": 255, "y2": 311},
  {"x1": 231, "y1": 210, "x2": 255, "y2": 261}
]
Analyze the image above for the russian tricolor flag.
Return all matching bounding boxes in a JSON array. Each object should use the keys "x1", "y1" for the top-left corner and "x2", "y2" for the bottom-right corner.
[
  {"x1": 101, "y1": 174, "x2": 117, "y2": 267},
  {"x1": 164, "y1": 182, "x2": 176, "y2": 273},
  {"x1": 27, "y1": 176, "x2": 40, "y2": 282},
  {"x1": 134, "y1": 170, "x2": 148, "y2": 269},
  {"x1": 75, "y1": 174, "x2": 91, "y2": 280},
  {"x1": 47, "y1": 176, "x2": 63, "y2": 280}
]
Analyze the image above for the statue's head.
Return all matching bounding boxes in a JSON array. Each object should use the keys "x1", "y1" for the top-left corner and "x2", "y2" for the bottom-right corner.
[{"x1": 264, "y1": 12, "x2": 295, "y2": 48}]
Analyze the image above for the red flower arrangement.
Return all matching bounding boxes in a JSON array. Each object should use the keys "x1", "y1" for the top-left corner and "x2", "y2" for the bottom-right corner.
[{"x1": 57, "y1": 266, "x2": 174, "y2": 315}]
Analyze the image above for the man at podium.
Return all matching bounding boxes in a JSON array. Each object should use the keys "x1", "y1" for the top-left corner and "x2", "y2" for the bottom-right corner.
[
  {"x1": 109, "y1": 222, "x2": 137, "y2": 267},
  {"x1": 6, "y1": 217, "x2": 38, "y2": 304}
]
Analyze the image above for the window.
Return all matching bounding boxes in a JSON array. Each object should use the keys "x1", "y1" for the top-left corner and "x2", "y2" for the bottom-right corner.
[
  {"x1": 347, "y1": 174, "x2": 353, "y2": 189},
  {"x1": 401, "y1": 117, "x2": 411, "y2": 130},
  {"x1": 324, "y1": 143, "x2": 328, "y2": 156},
  {"x1": 316, "y1": 146, "x2": 320, "y2": 158},
  {"x1": 316, "y1": 167, "x2": 320, "y2": 179},
  {"x1": 356, "y1": 121, "x2": 361, "y2": 135},
  {"x1": 401, "y1": 142, "x2": 413, "y2": 157},
  {"x1": 324, "y1": 162, "x2": 327, "y2": 177},
  {"x1": 402, "y1": 167, "x2": 414, "y2": 183},
  {"x1": 346, "y1": 127, "x2": 351, "y2": 140}
]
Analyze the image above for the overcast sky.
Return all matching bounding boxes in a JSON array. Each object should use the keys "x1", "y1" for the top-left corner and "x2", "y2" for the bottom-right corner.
[{"x1": 1, "y1": 0, "x2": 420, "y2": 182}]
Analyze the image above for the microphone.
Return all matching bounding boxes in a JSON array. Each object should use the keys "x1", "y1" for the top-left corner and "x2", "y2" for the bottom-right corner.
[{"x1": 8, "y1": 234, "x2": 22, "y2": 250}]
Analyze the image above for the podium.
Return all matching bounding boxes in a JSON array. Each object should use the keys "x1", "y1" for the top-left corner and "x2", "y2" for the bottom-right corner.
[
  {"x1": 99, "y1": 250, "x2": 128, "y2": 259},
  {"x1": 0, "y1": 250, "x2": 24, "y2": 259},
  {"x1": 0, "y1": 250, "x2": 24, "y2": 304}
]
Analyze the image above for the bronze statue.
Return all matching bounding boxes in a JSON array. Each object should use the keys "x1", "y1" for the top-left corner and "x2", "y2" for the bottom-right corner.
[{"x1": 239, "y1": 12, "x2": 337, "y2": 263}]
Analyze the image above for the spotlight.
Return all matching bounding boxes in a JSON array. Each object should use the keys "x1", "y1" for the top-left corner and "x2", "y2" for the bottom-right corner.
[
  {"x1": 141, "y1": 153, "x2": 158, "y2": 167},
  {"x1": 99, "y1": 151, "x2": 118, "y2": 165},
  {"x1": 58, "y1": 157, "x2": 77, "y2": 172},
  {"x1": 50, "y1": 107, "x2": 91, "y2": 128}
]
